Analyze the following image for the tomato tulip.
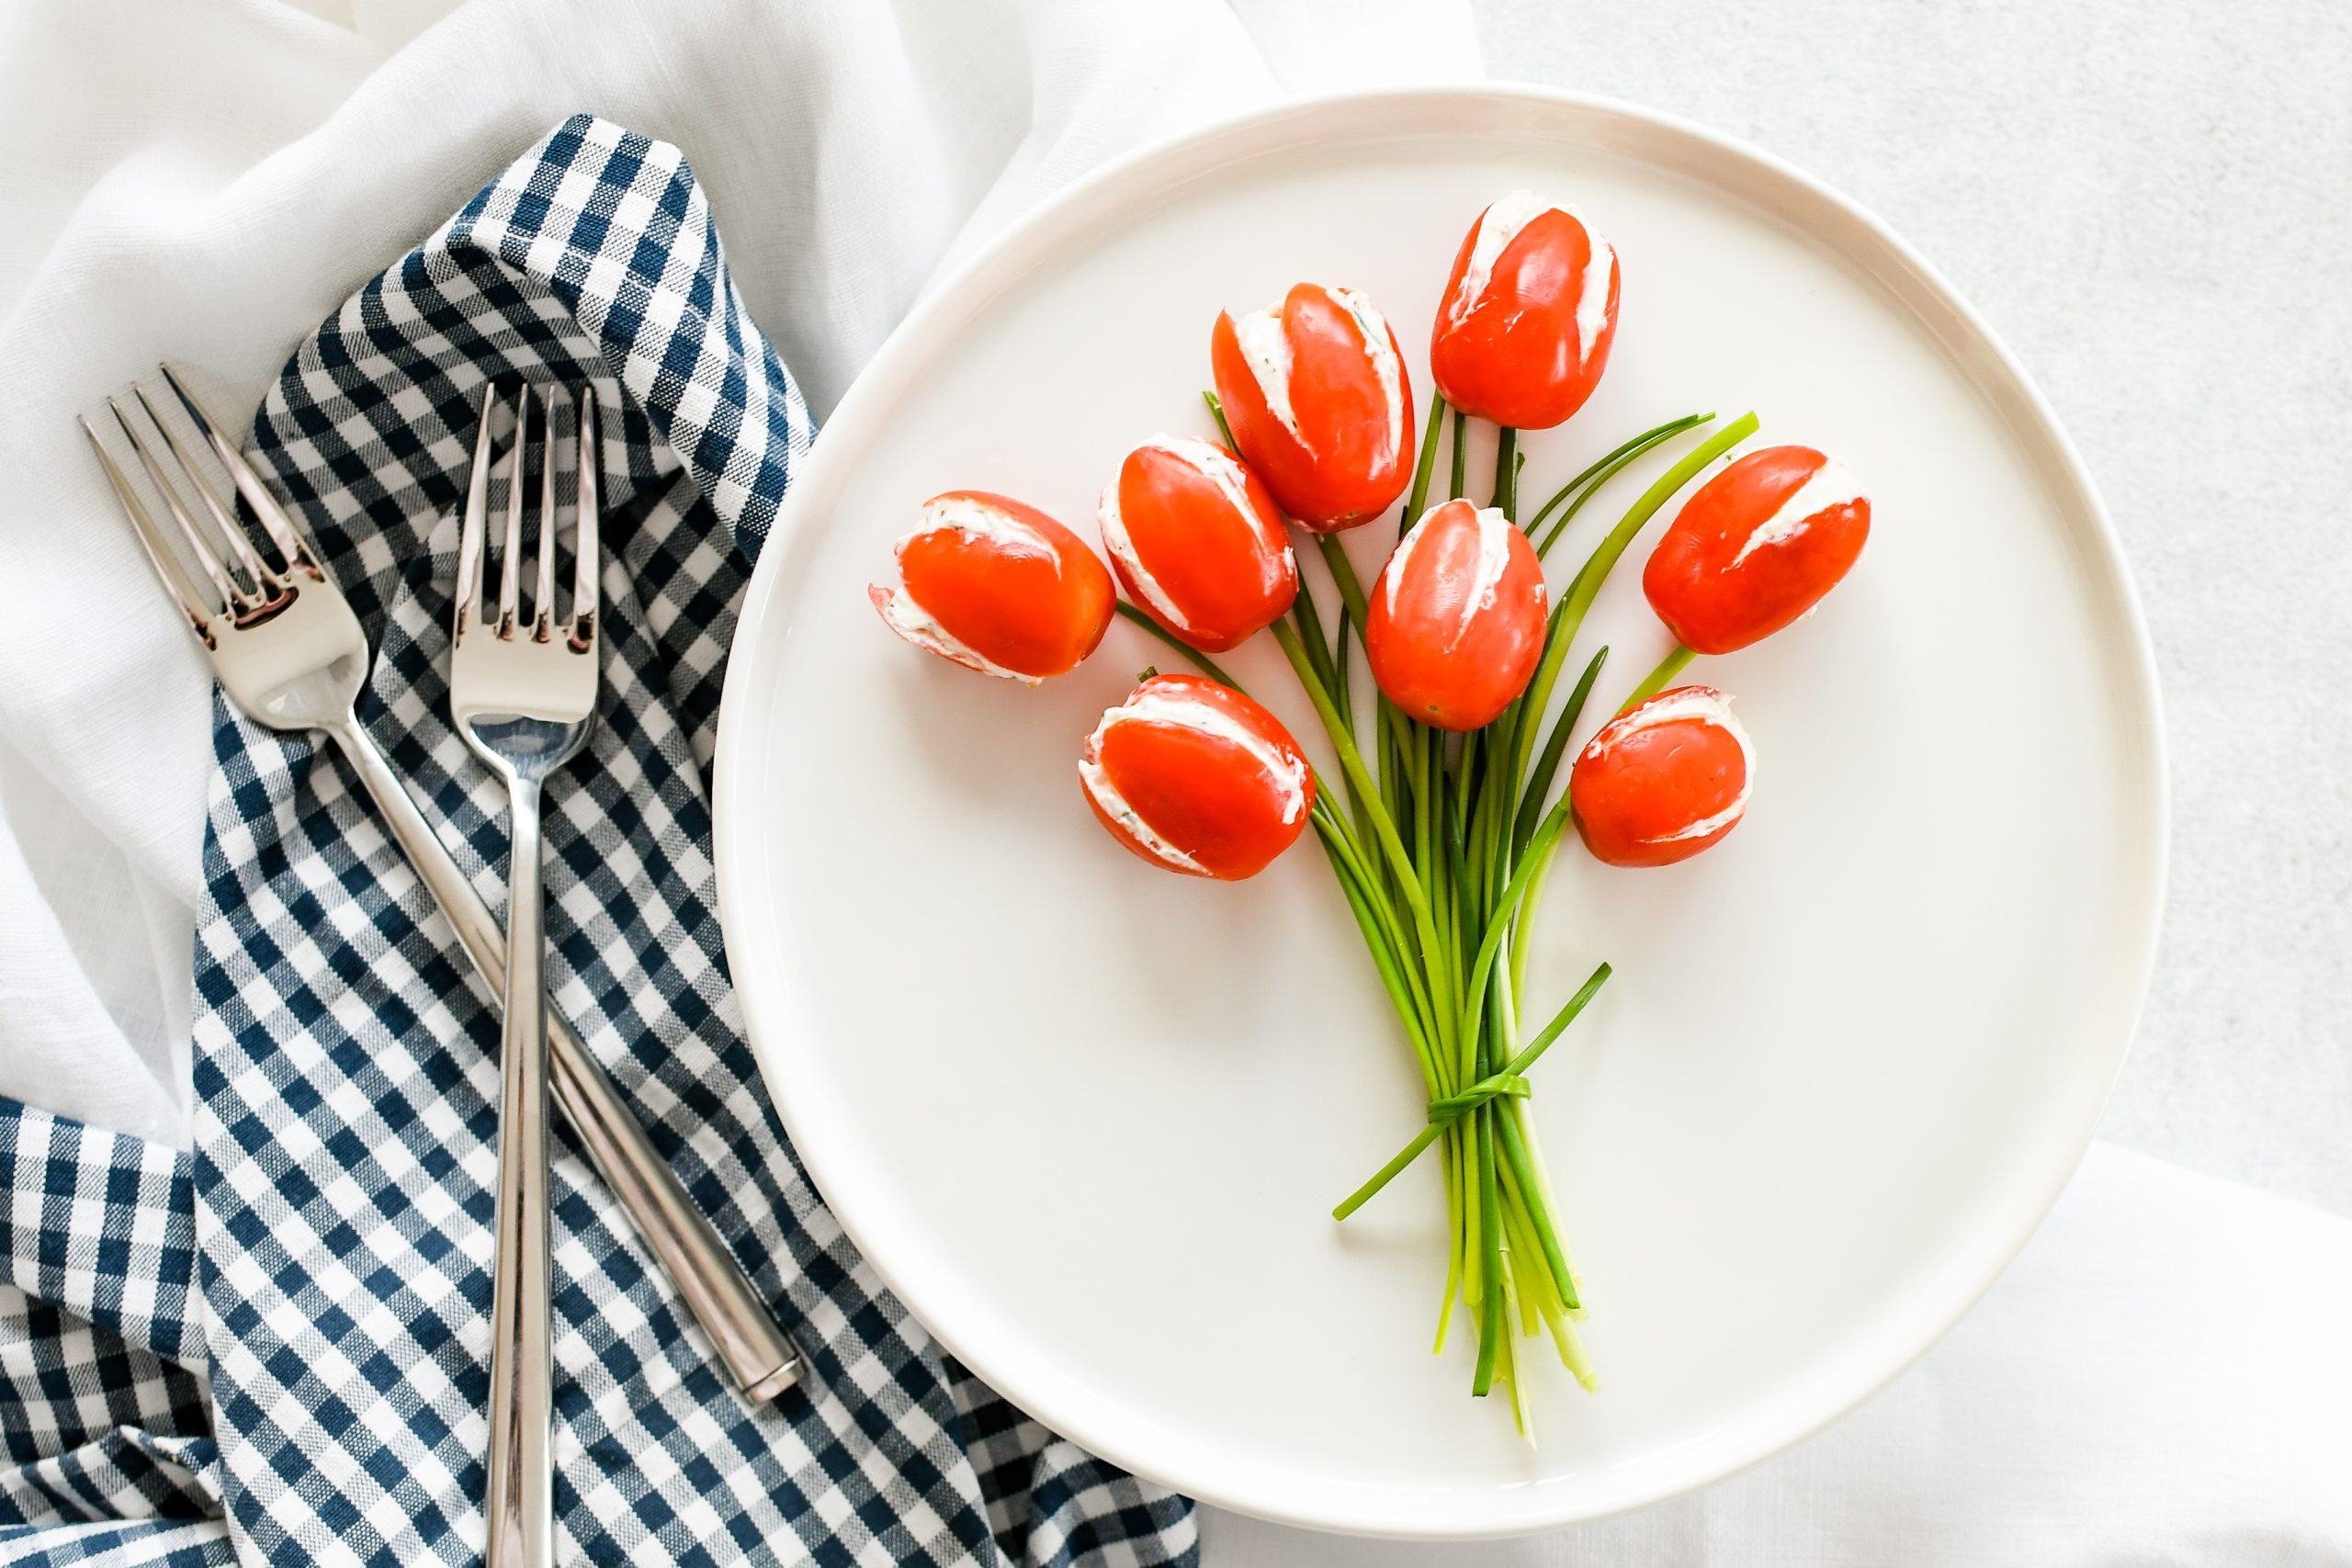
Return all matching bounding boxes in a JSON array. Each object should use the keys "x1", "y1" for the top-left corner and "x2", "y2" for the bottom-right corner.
[
  {"x1": 871, "y1": 491, "x2": 1114, "y2": 682},
  {"x1": 1430, "y1": 189, "x2": 1620, "y2": 431},
  {"x1": 1210, "y1": 282, "x2": 1413, "y2": 531},
  {"x1": 1099, "y1": 435, "x2": 1297, "y2": 652},
  {"x1": 1569, "y1": 686, "x2": 1753, "y2": 868},
  {"x1": 1079, "y1": 674, "x2": 1315, "y2": 880},
  {"x1": 1364, "y1": 499, "x2": 1547, "y2": 731},
  {"x1": 1645, "y1": 446, "x2": 1869, "y2": 655}
]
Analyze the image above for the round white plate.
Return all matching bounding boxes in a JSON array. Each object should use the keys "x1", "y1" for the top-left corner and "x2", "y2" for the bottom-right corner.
[{"x1": 714, "y1": 88, "x2": 2165, "y2": 1538}]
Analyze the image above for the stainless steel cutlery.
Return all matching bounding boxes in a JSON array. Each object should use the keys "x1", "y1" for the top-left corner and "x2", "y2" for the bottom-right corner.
[
  {"x1": 82, "y1": 369, "x2": 803, "y2": 1436},
  {"x1": 450, "y1": 386, "x2": 601, "y2": 1568}
]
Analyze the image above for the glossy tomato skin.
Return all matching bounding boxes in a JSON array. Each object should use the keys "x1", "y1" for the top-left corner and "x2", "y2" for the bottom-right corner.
[
  {"x1": 870, "y1": 491, "x2": 1113, "y2": 682},
  {"x1": 1211, "y1": 282, "x2": 1413, "y2": 532},
  {"x1": 1430, "y1": 191, "x2": 1620, "y2": 431},
  {"x1": 1645, "y1": 446, "x2": 1870, "y2": 655},
  {"x1": 1364, "y1": 499, "x2": 1547, "y2": 731},
  {"x1": 1079, "y1": 674, "x2": 1315, "y2": 881},
  {"x1": 1569, "y1": 686, "x2": 1754, "y2": 868},
  {"x1": 1099, "y1": 436, "x2": 1297, "y2": 653}
]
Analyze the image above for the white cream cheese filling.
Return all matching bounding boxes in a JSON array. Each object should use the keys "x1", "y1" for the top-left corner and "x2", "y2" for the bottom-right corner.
[
  {"x1": 1589, "y1": 687, "x2": 1754, "y2": 842},
  {"x1": 1450, "y1": 189, "x2": 1616, "y2": 366},
  {"x1": 1571, "y1": 222, "x2": 1616, "y2": 365},
  {"x1": 1080, "y1": 688, "x2": 1310, "y2": 874},
  {"x1": 922, "y1": 492, "x2": 1057, "y2": 563},
  {"x1": 873, "y1": 493, "x2": 1064, "y2": 682},
  {"x1": 1116, "y1": 691, "x2": 1309, "y2": 825},
  {"x1": 1234, "y1": 289, "x2": 1404, "y2": 462},
  {"x1": 1450, "y1": 187, "x2": 1550, "y2": 323},
  {"x1": 1079, "y1": 751, "x2": 1206, "y2": 873},
  {"x1": 1729, "y1": 457, "x2": 1865, "y2": 567},
  {"x1": 1326, "y1": 286, "x2": 1406, "y2": 463},
  {"x1": 1100, "y1": 436, "x2": 1292, "y2": 636},
  {"x1": 876, "y1": 585, "x2": 1039, "y2": 684},
  {"x1": 1382, "y1": 504, "x2": 1516, "y2": 630},
  {"x1": 1466, "y1": 505, "x2": 1515, "y2": 613},
  {"x1": 1096, "y1": 477, "x2": 1188, "y2": 633},
  {"x1": 1149, "y1": 434, "x2": 1264, "y2": 531},
  {"x1": 1233, "y1": 303, "x2": 1300, "y2": 438}
]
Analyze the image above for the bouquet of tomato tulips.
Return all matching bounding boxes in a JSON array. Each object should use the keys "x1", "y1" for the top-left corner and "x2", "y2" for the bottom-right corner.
[{"x1": 870, "y1": 191, "x2": 1872, "y2": 1436}]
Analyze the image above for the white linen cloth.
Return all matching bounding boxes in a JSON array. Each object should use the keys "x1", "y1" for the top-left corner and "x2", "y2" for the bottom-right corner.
[
  {"x1": 1204, "y1": 1144, "x2": 2352, "y2": 1563},
  {"x1": 0, "y1": 1, "x2": 2343, "y2": 1562}
]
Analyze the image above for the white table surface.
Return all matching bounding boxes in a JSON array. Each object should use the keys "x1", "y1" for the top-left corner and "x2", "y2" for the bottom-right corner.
[
  {"x1": 5, "y1": 1, "x2": 2345, "y2": 1559},
  {"x1": 1476, "y1": 0, "x2": 2352, "y2": 1219},
  {"x1": 1213, "y1": 6, "x2": 2352, "y2": 1556}
]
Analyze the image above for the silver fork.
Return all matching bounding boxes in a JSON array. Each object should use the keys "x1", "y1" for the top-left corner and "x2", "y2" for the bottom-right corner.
[
  {"x1": 80, "y1": 370, "x2": 803, "y2": 1406},
  {"x1": 452, "y1": 386, "x2": 599, "y2": 1568}
]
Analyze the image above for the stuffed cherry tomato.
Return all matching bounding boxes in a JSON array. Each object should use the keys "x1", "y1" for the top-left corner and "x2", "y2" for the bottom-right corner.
[
  {"x1": 1569, "y1": 686, "x2": 1753, "y2": 868},
  {"x1": 870, "y1": 491, "x2": 1113, "y2": 682},
  {"x1": 1430, "y1": 189, "x2": 1620, "y2": 431},
  {"x1": 1210, "y1": 282, "x2": 1413, "y2": 532},
  {"x1": 1364, "y1": 499, "x2": 1547, "y2": 731},
  {"x1": 1079, "y1": 674, "x2": 1314, "y2": 881},
  {"x1": 1099, "y1": 435, "x2": 1296, "y2": 652},
  {"x1": 1644, "y1": 446, "x2": 1870, "y2": 655}
]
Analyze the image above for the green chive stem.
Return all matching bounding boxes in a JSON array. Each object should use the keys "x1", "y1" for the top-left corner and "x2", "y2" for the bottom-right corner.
[
  {"x1": 1528, "y1": 412, "x2": 1713, "y2": 557},
  {"x1": 1111, "y1": 602, "x2": 1240, "y2": 688},
  {"x1": 1202, "y1": 389, "x2": 1238, "y2": 451},
  {"x1": 1405, "y1": 389, "x2": 1446, "y2": 534},
  {"x1": 1619, "y1": 643, "x2": 1697, "y2": 714}
]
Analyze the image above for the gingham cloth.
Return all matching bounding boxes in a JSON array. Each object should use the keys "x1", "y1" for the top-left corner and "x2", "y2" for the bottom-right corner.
[{"x1": 0, "y1": 116, "x2": 1195, "y2": 1568}]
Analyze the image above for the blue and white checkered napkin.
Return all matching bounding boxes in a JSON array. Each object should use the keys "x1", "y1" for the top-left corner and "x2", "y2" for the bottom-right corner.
[{"x1": 0, "y1": 115, "x2": 1194, "y2": 1568}]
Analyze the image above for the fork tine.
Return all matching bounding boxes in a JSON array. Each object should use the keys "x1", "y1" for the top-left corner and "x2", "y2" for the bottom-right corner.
[
  {"x1": 497, "y1": 386, "x2": 526, "y2": 637},
  {"x1": 534, "y1": 387, "x2": 559, "y2": 642},
  {"x1": 110, "y1": 400, "x2": 256, "y2": 617},
  {"x1": 82, "y1": 414, "x2": 221, "y2": 647},
  {"x1": 160, "y1": 364, "x2": 320, "y2": 580},
  {"x1": 130, "y1": 386, "x2": 282, "y2": 597},
  {"x1": 571, "y1": 389, "x2": 599, "y2": 649},
  {"x1": 456, "y1": 384, "x2": 497, "y2": 642}
]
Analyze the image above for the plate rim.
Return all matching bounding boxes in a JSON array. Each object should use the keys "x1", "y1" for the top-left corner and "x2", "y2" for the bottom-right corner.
[{"x1": 713, "y1": 83, "x2": 2170, "y2": 1539}]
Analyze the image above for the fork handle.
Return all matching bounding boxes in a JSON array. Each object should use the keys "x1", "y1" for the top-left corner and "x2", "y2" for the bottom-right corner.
[
  {"x1": 486, "y1": 778, "x2": 554, "y2": 1568},
  {"x1": 326, "y1": 717, "x2": 804, "y2": 1403}
]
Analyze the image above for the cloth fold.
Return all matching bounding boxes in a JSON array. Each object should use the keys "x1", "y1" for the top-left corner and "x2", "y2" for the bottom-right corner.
[
  {"x1": 7, "y1": 4, "x2": 2349, "y2": 1567},
  {"x1": 0, "y1": 1103, "x2": 217, "y2": 1560},
  {"x1": 3, "y1": 114, "x2": 1193, "y2": 1568},
  {"x1": 0, "y1": 0, "x2": 1479, "y2": 1168},
  {"x1": 1201, "y1": 1141, "x2": 2352, "y2": 1564},
  {"x1": 0, "y1": 5, "x2": 1481, "y2": 1563}
]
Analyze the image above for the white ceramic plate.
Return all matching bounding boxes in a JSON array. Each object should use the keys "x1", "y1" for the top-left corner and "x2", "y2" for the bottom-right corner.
[{"x1": 713, "y1": 88, "x2": 2165, "y2": 1539}]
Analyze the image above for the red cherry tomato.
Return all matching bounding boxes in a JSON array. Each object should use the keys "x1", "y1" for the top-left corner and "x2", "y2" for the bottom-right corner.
[
  {"x1": 1364, "y1": 499, "x2": 1547, "y2": 731},
  {"x1": 1079, "y1": 674, "x2": 1315, "y2": 881},
  {"x1": 1210, "y1": 282, "x2": 1413, "y2": 532},
  {"x1": 1430, "y1": 190, "x2": 1620, "y2": 431},
  {"x1": 1644, "y1": 446, "x2": 1870, "y2": 655},
  {"x1": 1569, "y1": 686, "x2": 1753, "y2": 868},
  {"x1": 1099, "y1": 435, "x2": 1297, "y2": 652},
  {"x1": 870, "y1": 491, "x2": 1113, "y2": 682}
]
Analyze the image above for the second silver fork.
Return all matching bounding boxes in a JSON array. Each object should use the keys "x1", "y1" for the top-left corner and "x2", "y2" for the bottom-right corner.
[
  {"x1": 454, "y1": 387, "x2": 601, "y2": 1568},
  {"x1": 81, "y1": 368, "x2": 802, "y2": 1405}
]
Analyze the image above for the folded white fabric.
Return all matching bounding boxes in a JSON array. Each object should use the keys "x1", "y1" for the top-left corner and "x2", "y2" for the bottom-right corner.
[
  {"x1": 0, "y1": 0, "x2": 1480, "y2": 1150},
  {"x1": 1204, "y1": 1143, "x2": 2352, "y2": 1564},
  {"x1": 0, "y1": 1, "x2": 2346, "y2": 1564}
]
